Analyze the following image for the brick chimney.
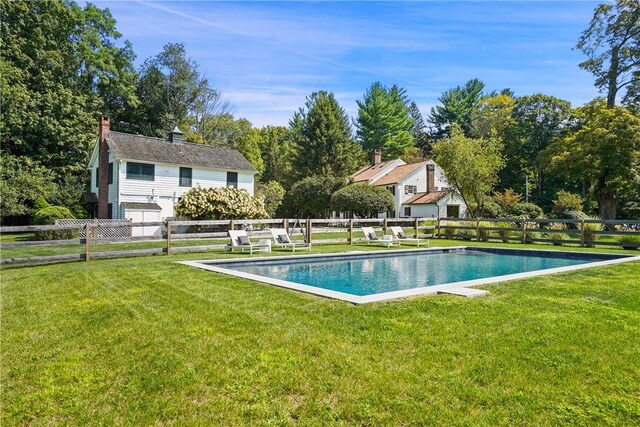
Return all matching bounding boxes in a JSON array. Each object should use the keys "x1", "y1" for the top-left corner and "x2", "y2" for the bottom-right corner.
[
  {"x1": 372, "y1": 149, "x2": 382, "y2": 165},
  {"x1": 169, "y1": 126, "x2": 183, "y2": 144},
  {"x1": 97, "y1": 116, "x2": 110, "y2": 219},
  {"x1": 426, "y1": 163, "x2": 435, "y2": 193}
]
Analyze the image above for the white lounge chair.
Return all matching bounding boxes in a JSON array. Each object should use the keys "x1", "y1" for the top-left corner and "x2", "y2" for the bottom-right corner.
[
  {"x1": 270, "y1": 228, "x2": 311, "y2": 252},
  {"x1": 390, "y1": 226, "x2": 429, "y2": 247},
  {"x1": 361, "y1": 226, "x2": 400, "y2": 248},
  {"x1": 225, "y1": 230, "x2": 271, "y2": 254}
]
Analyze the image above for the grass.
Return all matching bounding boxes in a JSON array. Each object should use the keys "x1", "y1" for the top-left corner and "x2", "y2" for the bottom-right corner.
[{"x1": 2, "y1": 243, "x2": 640, "y2": 425}]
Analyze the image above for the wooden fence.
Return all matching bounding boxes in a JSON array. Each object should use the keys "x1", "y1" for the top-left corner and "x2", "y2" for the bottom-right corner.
[{"x1": 1, "y1": 217, "x2": 638, "y2": 266}]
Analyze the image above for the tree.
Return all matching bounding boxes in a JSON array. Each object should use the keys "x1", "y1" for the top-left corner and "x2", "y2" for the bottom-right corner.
[
  {"x1": 285, "y1": 176, "x2": 344, "y2": 218},
  {"x1": 471, "y1": 94, "x2": 517, "y2": 139},
  {"x1": 576, "y1": 0, "x2": 640, "y2": 108},
  {"x1": 432, "y1": 124, "x2": 505, "y2": 218},
  {"x1": 408, "y1": 101, "x2": 431, "y2": 154},
  {"x1": 544, "y1": 100, "x2": 640, "y2": 219},
  {"x1": 330, "y1": 183, "x2": 394, "y2": 218},
  {"x1": 355, "y1": 82, "x2": 415, "y2": 159},
  {"x1": 551, "y1": 190, "x2": 585, "y2": 216},
  {"x1": 0, "y1": 154, "x2": 56, "y2": 224},
  {"x1": 256, "y1": 181, "x2": 286, "y2": 218},
  {"x1": 1, "y1": 0, "x2": 138, "y2": 175},
  {"x1": 257, "y1": 126, "x2": 296, "y2": 189},
  {"x1": 291, "y1": 91, "x2": 366, "y2": 179},
  {"x1": 127, "y1": 43, "x2": 220, "y2": 138},
  {"x1": 511, "y1": 94, "x2": 573, "y2": 205},
  {"x1": 428, "y1": 78, "x2": 486, "y2": 139}
]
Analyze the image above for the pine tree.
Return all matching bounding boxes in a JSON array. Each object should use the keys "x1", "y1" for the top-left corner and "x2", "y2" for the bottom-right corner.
[
  {"x1": 355, "y1": 82, "x2": 415, "y2": 159},
  {"x1": 291, "y1": 91, "x2": 365, "y2": 178},
  {"x1": 408, "y1": 101, "x2": 430, "y2": 154}
]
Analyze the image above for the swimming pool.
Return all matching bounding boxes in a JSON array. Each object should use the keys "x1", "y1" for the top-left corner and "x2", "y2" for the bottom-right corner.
[{"x1": 182, "y1": 248, "x2": 638, "y2": 304}]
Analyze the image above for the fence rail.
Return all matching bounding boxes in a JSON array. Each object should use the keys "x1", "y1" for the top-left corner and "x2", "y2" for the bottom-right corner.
[{"x1": 1, "y1": 217, "x2": 639, "y2": 266}]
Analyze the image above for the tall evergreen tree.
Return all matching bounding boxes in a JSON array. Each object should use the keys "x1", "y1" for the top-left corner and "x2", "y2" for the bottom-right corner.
[
  {"x1": 428, "y1": 78, "x2": 486, "y2": 139},
  {"x1": 355, "y1": 82, "x2": 415, "y2": 160},
  {"x1": 258, "y1": 126, "x2": 296, "y2": 189},
  {"x1": 291, "y1": 91, "x2": 365, "y2": 178},
  {"x1": 408, "y1": 101, "x2": 430, "y2": 154}
]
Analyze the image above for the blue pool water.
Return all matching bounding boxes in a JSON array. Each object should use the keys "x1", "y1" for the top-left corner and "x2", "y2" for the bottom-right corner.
[{"x1": 218, "y1": 249, "x2": 621, "y2": 296}]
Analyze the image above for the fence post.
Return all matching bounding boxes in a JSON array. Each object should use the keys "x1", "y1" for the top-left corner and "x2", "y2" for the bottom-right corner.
[
  {"x1": 580, "y1": 219, "x2": 585, "y2": 247},
  {"x1": 521, "y1": 220, "x2": 527, "y2": 244},
  {"x1": 414, "y1": 217, "x2": 419, "y2": 238},
  {"x1": 85, "y1": 223, "x2": 91, "y2": 261},
  {"x1": 307, "y1": 219, "x2": 313, "y2": 246},
  {"x1": 229, "y1": 219, "x2": 235, "y2": 232},
  {"x1": 383, "y1": 218, "x2": 388, "y2": 236},
  {"x1": 476, "y1": 218, "x2": 481, "y2": 241},
  {"x1": 93, "y1": 218, "x2": 98, "y2": 239},
  {"x1": 349, "y1": 218, "x2": 354, "y2": 245},
  {"x1": 166, "y1": 221, "x2": 172, "y2": 255},
  {"x1": 436, "y1": 217, "x2": 441, "y2": 238},
  {"x1": 284, "y1": 219, "x2": 289, "y2": 234}
]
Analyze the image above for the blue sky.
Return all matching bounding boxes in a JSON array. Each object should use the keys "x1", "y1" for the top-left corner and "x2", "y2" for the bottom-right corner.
[{"x1": 95, "y1": 1, "x2": 601, "y2": 127}]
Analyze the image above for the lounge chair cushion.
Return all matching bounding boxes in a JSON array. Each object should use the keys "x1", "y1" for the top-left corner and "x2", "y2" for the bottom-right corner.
[
  {"x1": 398, "y1": 231, "x2": 407, "y2": 239},
  {"x1": 368, "y1": 232, "x2": 378, "y2": 241},
  {"x1": 278, "y1": 234, "x2": 290, "y2": 244},
  {"x1": 238, "y1": 235, "x2": 251, "y2": 246}
]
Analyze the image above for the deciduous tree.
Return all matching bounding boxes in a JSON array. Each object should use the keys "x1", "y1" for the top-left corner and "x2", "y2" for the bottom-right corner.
[
  {"x1": 576, "y1": 0, "x2": 640, "y2": 109},
  {"x1": 330, "y1": 183, "x2": 394, "y2": 218},
  {"x1": 432, "y1": 124, "x2": 505, "y2": 218},
  {"x1": 544, "y1": 100, "x2": 640, "y2": 219}
]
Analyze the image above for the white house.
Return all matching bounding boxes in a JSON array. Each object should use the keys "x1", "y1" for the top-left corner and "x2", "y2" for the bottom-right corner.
[
  {"x1": 87, "y1": 117, "x2": 257, "y2": 234},
  {"x1": 350, "y1": 149, "x2": 467, "y2": 218}
]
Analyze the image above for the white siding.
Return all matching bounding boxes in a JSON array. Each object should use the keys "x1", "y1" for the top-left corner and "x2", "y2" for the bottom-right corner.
[
  {"x1": 118, "y1": 161, "x2": 255, "y2": 220},
  {"x1": 89, "y1": 153, "x2": 256, "y2": 221}
]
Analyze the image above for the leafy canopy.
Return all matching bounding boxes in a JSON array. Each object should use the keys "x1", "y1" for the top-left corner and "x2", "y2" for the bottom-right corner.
[
  {"x1": 432, "y1": 124, "x2": 505, "y2": 218},
  {"x1": 576, "y1": 0, "x2": 640, "y2": 108},
  {"x1": 544, "y1": 99, "x2": 640, "y2": 219},
  {"x1": 330, "y1": 183, "x2": 395, "y2": 218}
]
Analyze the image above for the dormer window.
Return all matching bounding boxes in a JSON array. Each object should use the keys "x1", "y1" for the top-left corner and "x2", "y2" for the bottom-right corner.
[{"x1": 404, "y1": 185, "x2": 417, "y2": 195}]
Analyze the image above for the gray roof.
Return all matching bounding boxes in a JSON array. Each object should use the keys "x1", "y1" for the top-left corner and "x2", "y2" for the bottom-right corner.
[
  {"x1": 106, "y1": 131, "x2": 257, "y2": 173},
  {"x1": 121, "y1": 202, "x2": 162, "y2": 210}
]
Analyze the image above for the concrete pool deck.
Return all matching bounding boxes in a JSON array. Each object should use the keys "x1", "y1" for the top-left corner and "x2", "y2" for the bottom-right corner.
[{"x1": 180, "y1": 246, "x2": 640, "y2": 304}]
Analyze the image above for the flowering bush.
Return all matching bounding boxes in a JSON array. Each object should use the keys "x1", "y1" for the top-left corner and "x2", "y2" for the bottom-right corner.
[{"x1": 174, "y1": 186, "x2": 268, "y2": 220}]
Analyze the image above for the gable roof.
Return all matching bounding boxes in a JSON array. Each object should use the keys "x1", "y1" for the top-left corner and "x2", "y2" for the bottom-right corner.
[
  {"x1": 105, "y1": 131, "x2": 257, "y2": 173},
  {"x1": 404, "y1": 190, "x2": 450, "y2": 205},
  {"x1": 351, "y1": 160, "x2": 398, "y2": 182},
  {"x1": 374, "y1": 161, "x2": 427, "y2": 186}
]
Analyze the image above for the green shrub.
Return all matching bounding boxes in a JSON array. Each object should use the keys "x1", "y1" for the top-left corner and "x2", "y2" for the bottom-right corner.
[
  {"x1": 552, "y1": 190, "x2": 583, "y2": 217},
  {"x1": 522, "y1": 221, "x2": 541, "y2": 243},
  {"x1": 174, "y1": 186, "x2": 268, "y2": 220},
  {"x1": 256, "y1": 181, "x2": 286, "y2": 218},
  {"x1": 545, "y1": 222, "x2": 568, "y2": 244},
  {"x1": 330, "y1": 183, "x2": 394, "y2": 218},
  {"x1": 509, "y1": 202, "x2": 544, "y2": 219},
  {"x1": 477, "y1": 221, "x2": 493, "y2": 240},
  {"x1": 442, "y1": 220, "x2": 457, "y2": 238},
  {"x1": 582, "y1": 219, "x2": 602, "y2": 246},
  {"x1": 557, "y1": 210, "x2": 588, "y2": 224},
  {"x1": 496, "y1": 221, "x2": 515, "y2": 241},
  {"x1": 492, "y1": 188, "x2": 523, "y2": 213},
  {"x1": 33, "y1": 196, "x2": 50, "y2": 211},
  {"x1": 32, "y1": 205, "x2": 77, "y2": 240},
  {"x1": 617, "y1": 234, "x2": 640, "y2": 249}
]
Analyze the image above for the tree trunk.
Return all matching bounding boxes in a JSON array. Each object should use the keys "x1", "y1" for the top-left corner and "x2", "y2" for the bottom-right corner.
[
  {"x1": 595, "y1": 178, "x2": 618, "y2": 221},
  {"x1": 607, "y1": 47, "x2": 620, "y2": 109}
]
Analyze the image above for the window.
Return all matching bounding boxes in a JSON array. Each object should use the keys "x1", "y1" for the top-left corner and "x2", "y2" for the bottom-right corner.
[
  {"x1": 126, "y1": 162, "x2": 155, "y2": 181},
  {"x1": 179, "y1": 167, "x2": 192, "y2": 187},
  {"x1": 107, "y1": 203, "x2": 113, "y2": 219},
  {"x1": 404, "y1": 207, "x2": 412, "y2": 217},
  {"x1": 447, "y1": 205, "x2": 460, "y2": 218},
  {"x1": 227, "y1": 171, "x2": 238, "y2": 188},
  {"x1": 404, "y1": 185, "x2": 417, "y2": 195},
  {"x1": 386, "y1": 185, "x2": 395, "y2": 196},
  {"x1": 108, "y1": 162, "x2": 113, "y2": 184},
  {"x1": 95, "y1": 167, "x2": 99, "y2": 188}
]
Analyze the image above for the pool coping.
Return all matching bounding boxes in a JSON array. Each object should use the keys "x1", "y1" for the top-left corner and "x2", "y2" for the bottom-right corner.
[{"x1": 180, "y1": 246, "x2": 640, "y2": 304}]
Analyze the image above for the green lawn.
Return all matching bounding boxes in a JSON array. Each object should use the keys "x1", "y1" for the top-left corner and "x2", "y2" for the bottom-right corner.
[{"x1": 2, "y1": 243, "x2": 640, "y2": 425}]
